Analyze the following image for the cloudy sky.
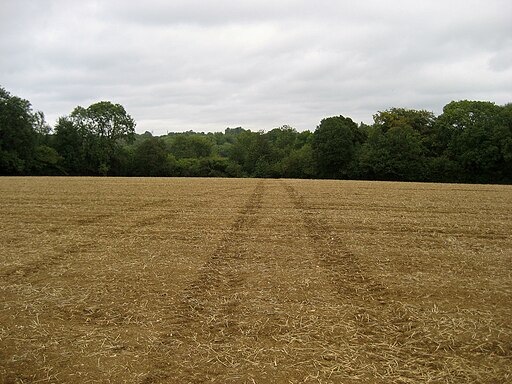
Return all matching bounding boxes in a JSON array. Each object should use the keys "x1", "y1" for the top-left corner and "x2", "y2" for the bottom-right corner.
[{"x1": 1, "y1": 0, "x2": 511, "y2": 134}]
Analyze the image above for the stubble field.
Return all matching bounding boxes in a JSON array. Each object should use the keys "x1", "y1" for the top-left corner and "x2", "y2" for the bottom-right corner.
[{"x1": 1, "y1": 177, "x2": 511, "y2": 383}]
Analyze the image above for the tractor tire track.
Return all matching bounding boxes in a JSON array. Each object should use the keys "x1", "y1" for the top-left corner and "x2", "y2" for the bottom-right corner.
[
  {"x1": 281, "y1": 181, "x2": 388, "y2": 379},
  {"x1": 281, "y1": 181, "x2": 436, "y2": 381},
  {"x1": 142, "y1": 180, "x2": 266, "y2": 383},
  {"x1": 282, "y1": 181, "x2": 390, "y2": 304}
]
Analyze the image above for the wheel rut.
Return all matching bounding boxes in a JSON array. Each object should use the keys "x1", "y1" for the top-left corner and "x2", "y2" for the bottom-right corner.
[
  {"x1": 280, "y1": 181, "x2": 449, "y2": 383},
  {"x1": 282, "y1": 182, "x2": 389, "y2": 303},
  {"x1": 143, "y1": 180, "x2": 266, "y2": 383},
  {"x1": 143, "y1": 180, "x2": 399, "y2": 383}
]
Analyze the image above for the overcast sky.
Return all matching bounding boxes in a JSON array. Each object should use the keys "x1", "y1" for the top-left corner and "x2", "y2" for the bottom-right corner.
[{"x1": 1, "y1": 0, "x2": 511, "y2": 134}]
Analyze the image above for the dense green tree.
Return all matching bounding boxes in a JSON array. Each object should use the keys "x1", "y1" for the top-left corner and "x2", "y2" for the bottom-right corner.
[
  {"x1": 266, "y1": 125, "x2": 297, "y2": 151},
  {"x1": 227, "y1": 130, "x2": 274, "y2": 176},
  {"x1": 312, "y1": 116, "x2": 364, "y2": 179},
  {"x1": 53, "y1": 117, "x2": 87, "y2": 174},
  {"x1": 434, "y1": 100, "x2": 510, "y2": 182},
  {"x1": 359, "y1": 124, "x2": 426, "y2": 181},
  {"x1": 168, "y1": 135, "x2": 213, "y2": 159},
  {"x1": 356, "y1": 109, "x2": 438, "y2": 181},
  {"x1": 225, "y1": 127, "x2": 246, "y2": 136},
  {"x1": 54, "y1": 101, "x2": 136, "y2": 175},
  {"x1": 280, "y1": 144, "x2": 315, "y2": 178},
  {"x1": 131, "y1": 137, "x2": 172, "y2": 176},
  {"x1": 109, "y1": 146, "x2": 133, "y2": 176},
  {"x1": 247, "y1": 133, "x2": 276, "y2": 176},
  {"x1": 0, "y1": 87, "x2": 39, "y2": 174},
  {"x1": 426, "y1": 155, "x2": 461, "y2": 182},
  {"x1": 373, "y1": 108, "x2": 437, "y2": 157},
  {"x1": 70, "y1": 102, "x2": 136, "y2": 142},
  {"x1": 206, "y1": 128, "x2": 245, "y2": 158},
  {"x1": 227, "y1": 130, "x2": 252, "y2": 174},
  {"x1": 31, "y1": 145, "x2": 63, "y2": 175},
  {"x1": 373, "y1": 108, "x2": 436, "y2": 135},
  {"x1": 199, "y1": 157, "x2": 243, "y2": 177},
  {"x1": 295, "y1": 130, "x2": 313, "y2": 149}
]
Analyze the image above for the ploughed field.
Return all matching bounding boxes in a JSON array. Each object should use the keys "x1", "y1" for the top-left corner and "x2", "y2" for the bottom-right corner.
[{"x1": 1, "y1": 177, "x2": 511, "y2": 383}]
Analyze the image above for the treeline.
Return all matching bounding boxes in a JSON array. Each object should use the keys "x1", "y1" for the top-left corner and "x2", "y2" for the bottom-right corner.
[{"x1": 1, "y1": 86, "x2": 511, "y2": 183}]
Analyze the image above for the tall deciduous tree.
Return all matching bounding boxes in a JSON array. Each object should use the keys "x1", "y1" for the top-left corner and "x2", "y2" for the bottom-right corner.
[
  {"x1": 312, "y1": 116, "x2": 364, "y2": 179},
  {"x1": 55, "y1": 101, "x2": 136, "y2": 175},
  {"x1": 0, "y1": 87, "x2": 38, "y2": 174},
  {"x1": 373, "y1": 108, "x2": 436, "y2": 135},
  {"x1": 434, "y1": 100, "x2": 510, "y2": 182},
  {"x1": 359, "y1": 124, "x2": 426, "y2": 181}
]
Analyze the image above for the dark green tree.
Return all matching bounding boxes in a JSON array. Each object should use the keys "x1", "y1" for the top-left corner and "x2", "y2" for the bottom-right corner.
[
  {"x1": 169, "y1": 135, "x2": 213, "y2": 159},
  {"x1": 30, "y1": 145, "x2": 63, "y2": 175},
  {"x1": 434, "y1": 100, "x2": 510, "y2": 182},
  {"x1": 373, "y1": 108, "x2": 436, "y2": 135},
  {"x1": 226, "y1": 130, "x2": 272, "y2": 176},
  {"x1": 227, "y1": 130, "x2": 252, "y2": 174},
  {"x1": 131, "y1": 136, "x2": 172, "y2": 176},
  {"x1": 280, "y1": 144, "x2": 315, "y2": 178},
  {"x1": 54, "y1": 101, "x2": 136, "y2": 175},
  {"x1": 312, "y1": 116, "x2": 364, "y2": 179},
  {"x1": 53, "y1": 117, "x2": 89, "y2": 174},
  {"x1": 0, "y1": 87, "x2": 39, "y2": 174},
  {"x1": 373, "y1": 108, "x2": 437, "y2": 156},
  {"x1": 359, "y1": 123, "x2": 426, "y2": 181}
]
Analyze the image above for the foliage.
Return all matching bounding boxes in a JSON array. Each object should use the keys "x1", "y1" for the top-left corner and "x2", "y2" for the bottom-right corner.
[
  {"x1": 359, "y1": 124, "x2": 426, "y2": 181},
  {"x1": 0, "y1": 87, "x2": 40, "y2": 174},
  {"x1": 373, "y1": 108, "x2": 436, "y2": 135},
  {"x1": 312, "y1": 116, "x2": 365, "y2": 179},
  {"x1": 1, "y1": 85, "x2": 510, "y2": 183},
  {"x1": 434, "y1": 101, "x2": 512, "y2": 182},
  {"x1": 167, "y1": 135, "x2": 213, "y2": 159},
  {"x1": 54, "y1": 101, "x2": 136, "y2": 175},
  {"x1": 131, "y1": 137, "x2": 172, "y2": 176}
]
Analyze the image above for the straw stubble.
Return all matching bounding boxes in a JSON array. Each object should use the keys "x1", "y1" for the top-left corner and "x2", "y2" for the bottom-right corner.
[{"x1": 1, "y1": 177, "x2": 511, "y2": 383}]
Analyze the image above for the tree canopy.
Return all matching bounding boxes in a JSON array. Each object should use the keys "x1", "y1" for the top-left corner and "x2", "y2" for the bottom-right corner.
[
  {"x1": 1, "y1": 86, "x2": 510, "y2": 183},
  {"x1": 312, "y1": 116, "x2": 364, "y2": 179},
  {"x1": 54, "y1": 101, "x2": 135, "y2": 175}
]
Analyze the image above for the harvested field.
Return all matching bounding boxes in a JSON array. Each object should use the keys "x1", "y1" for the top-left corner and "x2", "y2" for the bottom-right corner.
[{"x1": 1, "y1": 177, "x2": 511, "y2": 383}]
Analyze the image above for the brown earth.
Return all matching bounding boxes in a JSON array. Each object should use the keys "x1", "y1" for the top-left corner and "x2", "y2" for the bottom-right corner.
[{"x1": 1, "y1": 177, "x2": 511, "y2": 383}]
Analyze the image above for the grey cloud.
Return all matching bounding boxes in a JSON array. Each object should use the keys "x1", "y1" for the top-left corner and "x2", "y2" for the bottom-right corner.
[
  {"x1": 1, "y1": 0, "x2": 511, "y2": 134},
  {"x1": 489, "y1": 48, "x2": 512, "y2": 72}
]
